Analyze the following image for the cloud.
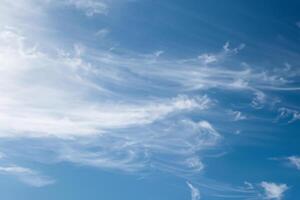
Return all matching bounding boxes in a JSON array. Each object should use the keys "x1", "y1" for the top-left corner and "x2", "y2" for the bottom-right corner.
[
  {"x1": 296, "y1": 21, "x2": 300, "y2": 28},
  {"x1": 276, "y1": 108, "x2": 300, "y2": 123},
  {"x1": 0, "y1": 25, "x2": 298, "y2": 178},
  {"x1": 95, "y1": 28, "x2": 110, "y2": 38},
  {"x1": 251, "y1": 90, "x2": 267, "y2": 109},
  {"x1": 0, "y1": 165, "x2": 55, "y2": 187},
  {"x1": 1, "y1": 3, "x2": 300, "y2": 198},
  {"x1": 0, "y1": 0, "x2": 109, "y2": 26},
  {"x1": 287, "y1": 156, "x2": 300, "y2": 170},
  {"x1": 198, "y1": 53, "x2": 217, "y2": 64},
  {"x1": 0, "y1": 26, "x2": 222, "y2": 178},
  {"x1": 187, "y1": 182, "x2": 200, "y2": 200},
  {"x1": 244, "y1": 181, "x2": 254, "y2": 190},
  {"x1": 229, "y1": 111, "x2": 247, "y2": 121},
  {"x1": 260, "y1": 182, "x2": 288, "y2": 200},
  {"x1": 0, "y1": 28, "x2": 214, "y2": 138},
  {"x1": 198, "y1": 42, "x2": 245, "y2": 65},
  {"x1": 65, "y1": 0, "x2": 108, "y2": 16},
  {"x1": 223, "y1": 42, "x2": 245, "y2": 53},
  {"x1": 153, "y1": 50, "x2": 164, "y2": 57},
  {"x1": 55, "y1": 119, "x2": 220, "y2": 173}
]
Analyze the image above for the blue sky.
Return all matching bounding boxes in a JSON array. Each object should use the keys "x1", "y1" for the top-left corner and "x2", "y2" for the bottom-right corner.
[{"x1": 0, "y1": 0, "x2": 300, "y2": 199}]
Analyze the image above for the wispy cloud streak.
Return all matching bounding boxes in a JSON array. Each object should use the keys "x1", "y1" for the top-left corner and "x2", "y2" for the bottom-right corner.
[
  {"x1": 65, "y1": 0, "x2": 108, "y2": 16},
  {"x1": 187, "y1": 182, "x2": 201, "y2": 200},
  {"x1": 0, "y1": 165, "x2": 55, "y2": 187}
]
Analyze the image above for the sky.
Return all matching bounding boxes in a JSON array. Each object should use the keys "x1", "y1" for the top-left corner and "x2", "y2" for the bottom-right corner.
[{"x1": 0, "y1": 0, "x2": 300, "y2": 200}]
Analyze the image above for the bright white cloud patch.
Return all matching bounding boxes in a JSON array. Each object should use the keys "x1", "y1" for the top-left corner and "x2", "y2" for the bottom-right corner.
[
  {"x1": 260, "y1": 182, "x2": 288, "y2": 200},
  {"x1": 187, "y1": 182, "x2": 200, "y2": 200},
  {"x1": 0, "y1": 165, "x2": 55, "y2": 187},
  {"x1": 287, "y1": 156, "x2": 300, "y2": 170}
]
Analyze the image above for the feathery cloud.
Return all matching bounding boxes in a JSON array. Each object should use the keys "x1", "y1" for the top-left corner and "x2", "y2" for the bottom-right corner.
[
  {"x1": 1, "y1": 3, "x2": 300, "y2": 197},
  {"x1": 260, "y1": 182, "x2": 288, "y2": 200},
  {"x1": 0, "y1": 165, "x2": 55, "y2": 187},
  {"x1": 0, "y1": 25, "x2": 298, "y2": 177},
  {"x1": 187, "y1": 182, "x2": 200, "y2": 200}
]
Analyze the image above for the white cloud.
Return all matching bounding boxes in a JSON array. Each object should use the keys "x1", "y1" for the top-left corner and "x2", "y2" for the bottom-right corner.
[
  {"x1": 244, "y1": 181, "x2": 254, "y2": 190},
  {"x1": 187, "y1": 182, "x2": 200, "y2": 200},
  {"x1": 276, "y1": 108, "x2": 300, "y2": 123},
  {"x1": 0, "y1": 27, "x2": 222, "y2": 176},
  {"x1": 0, "y1": 165, "x2": 55, "y2": 187},
  {"x1": 230, "y1": 111, "x2": 247, "y2": 121},
  {"x1": 287, "y1": 156, "x2": 300, "y2": 170},
  {"x1": 198, "y1": 53, "x2": 217, "y2": 64},
  {"x1": 251, "y1": 90, "x2": 266, "y2": 109},
  {"x1": 185, "y1": 157, "x2": 204, "y2": 171},
  {"x1": 260, "y1": 182, "x2": 288, "y2": 200},
  {"x1": 0, "y1": 23, "x2": 299, "y2": 181},
  {"x1": 153, "y1": 50, "x2": 164, "y2": 57},
  {"x1": 56, "y1": 119, "x2": 220, "y2": 173},
  {"x1": 0, "y1": 28, "x2": 214, "y2": 139},
  {"x1": 197, "y1": 42, "x2": 245, "y2": 65},
  {"x1": 65, "y1": 0, "x2": 108, "y2": 16},
  {"x1": 1, "y1": 2, "x2": 300, "y2": 200},
  {"x1": 95, "y1": 28, "x2": 110, "y2": 38},
  {"x1": 223, "y1": 41, "x2": 245, "y2": 54},
  {"x1": 0, "y1": 25, "x2": 297, "y2": 178}
]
